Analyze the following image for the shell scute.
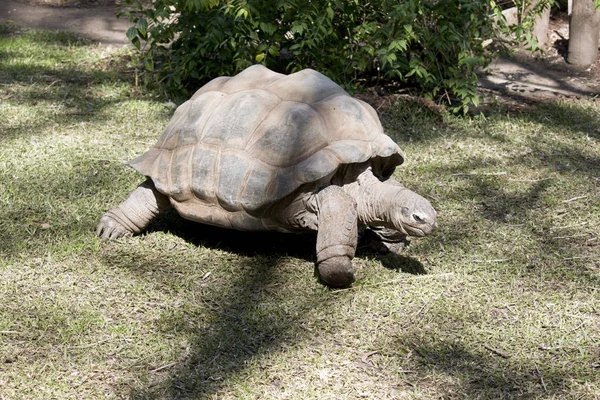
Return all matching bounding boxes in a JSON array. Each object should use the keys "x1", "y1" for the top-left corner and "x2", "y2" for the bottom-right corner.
[
  {"x1": 293, "y1": 149, "x2": 341, "y2": 184},
  {"x1": 190, "y1": 76, "x2": 230, "y2": 99},
  {"x1": 150, "y1": 149, "x2": 173, "y2": 195},
  {"x1": 157, "y1": 91, "x2": 226, "y2": 150},
  {"x1": 325, "y1": 140, "x2": 374, "y2": 165},
  {"x1": 312, "y1": 94, "x2": 382, "y2": 142},
  {"x1": 157, "y1": 100, "x2": 192, "y2": 150},
  {"x1": 269, "y1": 167, "x2": 298, "y2": 203},
  {"x1": 201, "y1": 89, "x2": 280, "y2": 150},
  {"x1": 216, "y1": 151, "x2": 252, "y2": 211},
  {"x1": 219, "y1": 65, "x2": 284, "y2": 94},
  {"x1": 169, "y1": 146, "x2": 193, "y2": 202},
  {"x1": 240, "y1": 163, "x2": 276, "y2": 212},
  {"x1": 190, "y1": 144, "x2": 219, "y2": 203},
  {"x1": 266, "y1": 68, "x2": 345, "y2": 103},
  {"x1": 247, "y1": 101, "x2": 327, "y2": 167}
]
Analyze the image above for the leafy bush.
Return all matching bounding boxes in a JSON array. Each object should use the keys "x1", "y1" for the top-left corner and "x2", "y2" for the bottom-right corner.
[{"x1": 120, "y1": 0, "x2": 547, "y2": 111}]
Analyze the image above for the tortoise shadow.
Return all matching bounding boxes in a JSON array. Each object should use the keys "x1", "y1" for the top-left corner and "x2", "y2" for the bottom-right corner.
[
  {"x1": 371, "y1": 251, "x2": 427, "y2": 275},
  {"x1": 145, "y1": 209, "x2": 316, "y2": 260},
  {"x1": 145, "y1": 209, "x2": 427, "y2": 276}
]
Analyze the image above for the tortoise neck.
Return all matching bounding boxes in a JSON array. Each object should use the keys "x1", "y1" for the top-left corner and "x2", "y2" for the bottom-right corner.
[{"x1": 341, "y1": 167, "x2": 404, "y2": 228}]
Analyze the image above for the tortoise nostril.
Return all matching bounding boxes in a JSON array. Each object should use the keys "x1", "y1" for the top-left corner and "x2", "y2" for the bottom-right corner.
[{"x1": 413, "y1": 214, "x2": 424, "y2": 223}]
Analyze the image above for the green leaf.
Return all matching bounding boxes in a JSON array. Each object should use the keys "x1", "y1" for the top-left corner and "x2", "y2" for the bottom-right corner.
[
  {"x1": 144, "y1": 57, "x2": 154, "y2": 71},
  {"x1": 236, "y1": 7, "x2": 249, "y2": 19},
  {"x1": 136, "y1": 18, "x2": 148, "y2": 37},
  {"x1": 131, "y1": 36, "x2": 141, "y2": 50},
  {"x1": 259, "y1": 22, "x2": 277, "y2": 36},
  {"x1": 390, "y1": 39, "x2": 407, "y2": 51},
  {"x1": 126, "y1": 26, "x2": 138, "y2": 42},
  {"x1": 326, "y1": 7, "x2": 334, "y2": 20},
  {"x1": 255, "y1": 53, "x2": 265, "y2": 62}
]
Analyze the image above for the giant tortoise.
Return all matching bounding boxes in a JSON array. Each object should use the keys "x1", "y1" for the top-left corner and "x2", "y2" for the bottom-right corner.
[{"x1": 97, "y1": 65, "x2": 437, "y2": 288}]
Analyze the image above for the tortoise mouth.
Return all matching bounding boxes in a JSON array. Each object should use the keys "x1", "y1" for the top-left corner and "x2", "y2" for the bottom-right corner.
[
  {"x1": 404, "y1": 225, "x2": 426, "y2": 237},
  {"x1": 404, "y1": 221, "x2": 436, "y2": 237}
]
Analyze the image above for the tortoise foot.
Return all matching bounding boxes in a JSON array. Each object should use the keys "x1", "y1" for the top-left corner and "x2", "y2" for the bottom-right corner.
[
  {"x1": 317, "y1": 256, "x2": 355, "y2": 288},
  {"x1": 96, "y1": 212, "x2": 134, "y2": 240}
]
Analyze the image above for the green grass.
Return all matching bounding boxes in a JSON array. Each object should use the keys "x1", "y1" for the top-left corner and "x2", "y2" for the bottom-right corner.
[{"x1": 1, "y1": 25, "x2": 599, "y2": 399}]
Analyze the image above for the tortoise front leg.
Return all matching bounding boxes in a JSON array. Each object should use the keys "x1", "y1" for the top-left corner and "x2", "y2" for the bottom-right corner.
[
  {"x1": 314, "y1": 186, "x2": 358, "y2": 288},
  {"x1": 96, "y1": 179, "x2": 171, "y2": 240}
]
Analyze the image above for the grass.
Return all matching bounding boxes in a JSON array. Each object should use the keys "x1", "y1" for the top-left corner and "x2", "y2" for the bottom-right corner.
[{"x1": 1, "y1": 25, "x2": 599, "y2": 399}]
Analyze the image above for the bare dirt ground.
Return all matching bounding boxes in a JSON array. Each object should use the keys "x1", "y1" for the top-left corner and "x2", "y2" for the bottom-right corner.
[
  {"x1": 0, "y1": 0, "x2": 599, "y2": 103},
  {"x1": 0, "y1": 0, "x2": 130, "y2": 46},
  {"x1": 479, "y1": 12, "x2": 600, "y2": 104}
]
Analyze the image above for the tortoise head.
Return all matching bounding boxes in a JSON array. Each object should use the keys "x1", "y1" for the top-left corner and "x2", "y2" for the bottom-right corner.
[{"x1": 390, "y1": 187, "x2": 437, "y2": 237}]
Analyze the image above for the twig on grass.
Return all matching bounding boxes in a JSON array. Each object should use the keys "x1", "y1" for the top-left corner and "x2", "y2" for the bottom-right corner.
[
  {"x1": 569, "y1": 321, "x2": 586, "y2": 333},
  {"x1": 508, "y1": 177, "x2": 553, "y2": 183},
  {"x1": 562, "y1": 195, "x2": 588, "y2": 203},
  {"x1": 151, "y1": 362, "x2": 177, "y2": 373},
  {"x1": 483, "y1": 344, "x2": 509, "y2": 359},
  {"x1": 535, "y1": 364, "x2": 548, "y2": 393},
  {"x1": 562, "y1": 255, "x2": 596, "y2": 260},
  {"x1": 412, "y1": 303, "x2": 429, "y2": 317},
  {"x1": 44, "y1": 80, "x2": 62, "y2": 90},
  {"x1": 473, "y1": 259, "x2": 509, "y2": 263},
  {"x1": 65, "y1": 111, "x2": 96, "y2": 115},
  {"x1": 452, "y1": 171, "x2": 507, "y2": 177},
  {"x1": 538, "y1": 345, "x2": 598, "y2": 351},
  {"x1": 333, "y1": 272, "x2": 455, "y2": 292},
  {"x1": 552, "y1": 233, "x2": 590, "y2": 240},
  {"x1": 361, "y1": 350, "x2": 379, "y2": 363},
  {"x1": 550, "y1": 222, "x2": 588, "y2": 230},
  {"x1": 73, "y1": 376, "x2": 89, "y2": 388}
]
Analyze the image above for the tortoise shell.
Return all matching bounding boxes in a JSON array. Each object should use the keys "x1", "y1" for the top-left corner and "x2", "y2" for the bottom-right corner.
[{"x1": 129, "y1": 65, "x2": 404, "y2": 229}]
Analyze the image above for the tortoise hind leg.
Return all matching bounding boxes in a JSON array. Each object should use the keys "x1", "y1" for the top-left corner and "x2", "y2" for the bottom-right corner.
[
  {"x1": 314, "y1": 186, "x2": 358, "y2": 288},
  {"x1": 96, "y1": 179, "x2": 171, "y2": 240}
]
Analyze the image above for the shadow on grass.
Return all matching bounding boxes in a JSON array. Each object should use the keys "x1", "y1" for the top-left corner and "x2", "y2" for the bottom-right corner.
[
  {"x1": 407, "y1": 339, "x2": 590, "y2": 398},
  {"x1": 101, "y1": 236, "x2": 325, "y2": 399},
  {"x1": 431, "y1": 169, "x2": 600, "y2": 289},
  {"x1": 146, "y1": 209, "x2": 316, "y2": 261},
  {"x1": 145, "y1": 208, "x2": 427, "y2": 275},
  {"x1": 396, "y1": 97, "x2": 600, "y2": 288},
  {"x1": 0, "y1": 28, "x2": 150, "y2": 141},
  {"x1": 383, "y1": 96, "x2": 600, "y2": 147}
]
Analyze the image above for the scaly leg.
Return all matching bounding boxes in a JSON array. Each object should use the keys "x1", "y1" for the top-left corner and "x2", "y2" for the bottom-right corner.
[
  {"x1": 96, "y1": 179, "x2": 171, "y2": 240},
  {"x1": 314, "y1": 186, "x2": 358, "y2": 288}
]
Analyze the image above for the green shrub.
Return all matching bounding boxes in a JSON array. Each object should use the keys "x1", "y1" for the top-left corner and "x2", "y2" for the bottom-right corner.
[{"x1": 119, "y1": 0, "x2": 547, "y2": 112}]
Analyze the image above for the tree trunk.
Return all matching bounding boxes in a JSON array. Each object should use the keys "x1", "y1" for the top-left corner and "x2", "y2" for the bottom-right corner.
[
  {"x1": 527, "y1": 0, "x2": 551, "y2": 47},
  {"x1": 568, "y1": 0, "x2": 600, "y2": 67}
]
